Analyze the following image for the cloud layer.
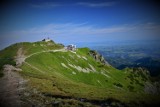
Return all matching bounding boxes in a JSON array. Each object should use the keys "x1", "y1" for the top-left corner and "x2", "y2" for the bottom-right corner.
[
  {"x1": 30, "y1": 2, "x2": 62, "y2": 8},
  {"x1": 5, "y1": 23, "x2": 159, "y2": 43},
  {"x1": 30, "y1": 1, "x2": 116, "y2": 8},
  {"x1": 0, "y1": 22, "x2": 160, "y2": 50},
  {"x1": 77, "y1": 2, "x2": 116, "y2": 7}
]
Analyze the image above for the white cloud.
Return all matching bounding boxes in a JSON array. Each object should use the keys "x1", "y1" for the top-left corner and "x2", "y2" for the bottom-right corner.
[
  {"x1": 1, "y1": 22, "x2": 160, "y2": 50},
  {"x1": 12, "y1": 23, "x2": 134, "y2": 36},
  {"x1": 30, "y1": 2, "x2": 62, "y2": 8},
  {"x1": 3, "y1": 22, "x2": 160, "y2": 45},
  {"x1": 77, "y1": 2, "x2": 116, "y2": 7},
  {"x1": 12, "y1": 23, "x2": 160, "y2": 36},
  {"x1": 30, "y1": 1, "x2": 116, "y2": 9}
]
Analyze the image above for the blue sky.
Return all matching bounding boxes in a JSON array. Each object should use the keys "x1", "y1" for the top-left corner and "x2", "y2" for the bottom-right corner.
[{"x1": 0, "y1": 0, "x2": 160, "y2": 49}]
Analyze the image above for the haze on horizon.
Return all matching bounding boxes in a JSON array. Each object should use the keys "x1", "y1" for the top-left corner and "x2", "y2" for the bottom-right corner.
[{"x1": 0, "y1": 0, "x2": 160, "y2": 49}]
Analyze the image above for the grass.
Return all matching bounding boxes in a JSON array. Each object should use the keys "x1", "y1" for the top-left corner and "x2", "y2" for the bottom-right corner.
[
  {"x1": 21, "y1": 64, "x2": 160, "y2": 106},
  {"x1": 20, "y1": 46, "x2": 160, "y2": 106},
  {"x1": 0, "y1": 41, "x2": 63, "y2": 77},
  {"x1": 1, "y1": 41, "x2": 160, "y2": 106}
]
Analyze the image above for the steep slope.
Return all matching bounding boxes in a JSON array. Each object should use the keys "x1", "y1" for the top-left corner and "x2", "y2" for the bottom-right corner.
[{"x1": 0, "y1": 40, "x2": 160, "y2": 107}]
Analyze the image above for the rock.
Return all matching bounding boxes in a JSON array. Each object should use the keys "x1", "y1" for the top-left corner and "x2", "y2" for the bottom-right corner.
[
  {"x1": 3, "y1": 64, "x2": 22, "y2": 72},
  {"x1": 51, "y1": 101, "x2": 61, "y2": 107},
  {"x1": 144, "y1": 82, "x2": 160, "y2": 94},
  {"x1": 89, "y1": 50, "x2": 110, "y2": 66}
]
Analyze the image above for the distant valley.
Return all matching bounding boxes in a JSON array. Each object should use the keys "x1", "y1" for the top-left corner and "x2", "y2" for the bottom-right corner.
[{"x1": 90, "y1": 40, "x2": 160, "y2": 77}]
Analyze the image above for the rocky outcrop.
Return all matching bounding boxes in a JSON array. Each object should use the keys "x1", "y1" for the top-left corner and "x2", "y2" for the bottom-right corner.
[
  {"x1": 144, "y1": 81, "x2": 160, "y2": 94},
  {"x1": 3, "y1": 64, "x2": 22, "y2": 72},
  {"x1": 89, "y1": 50, "x2": 110, "y2": 66}
]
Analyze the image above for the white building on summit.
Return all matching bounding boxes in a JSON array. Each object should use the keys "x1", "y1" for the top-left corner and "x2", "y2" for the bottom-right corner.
[{"x1": 66, "y1": 44, "x2": 76, "y2": 51}]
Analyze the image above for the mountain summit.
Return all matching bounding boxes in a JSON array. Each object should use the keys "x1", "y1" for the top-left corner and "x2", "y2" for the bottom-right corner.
[{"x1": 0, "y1": 40, "x2": 160, "y2": 107}]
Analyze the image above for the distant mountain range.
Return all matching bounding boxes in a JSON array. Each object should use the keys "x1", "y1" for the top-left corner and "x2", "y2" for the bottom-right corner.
[
  {"x1": 92, "y1": 43, "x2": 160, "y2": 77},
  {"x1": 117, "y1": 57, "x2": 160, "y2": 76}
]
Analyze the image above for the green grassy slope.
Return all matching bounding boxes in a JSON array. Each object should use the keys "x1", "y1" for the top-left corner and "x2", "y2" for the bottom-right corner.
[
  {"x1": 0, "y1": 41, "x2": 159, "y2": 106},
  {"x1": 0, "y1": 41, "x2": 63, "y2": 77}
]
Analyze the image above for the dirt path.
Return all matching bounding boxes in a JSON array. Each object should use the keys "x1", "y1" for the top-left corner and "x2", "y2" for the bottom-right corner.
[
  {"x1": 14, "y1": 48, "x2": 25, "y2": 67},
  {"x1": 25, "y1": 48, "x2": 66, "y2": 60},
  {"x1": 0, "y1": 48, "x2": 27, "y2": 107},
  {"x1": 0, "y1": 65, "x2": 25, "y2": 107},
  {"x1": 0, "y1": 48, "x2": 66, "y2": 107}
]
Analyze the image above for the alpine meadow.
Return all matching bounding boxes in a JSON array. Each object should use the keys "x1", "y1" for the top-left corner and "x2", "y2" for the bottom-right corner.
[{"x1": 0, "y1": 0, "x2": 160, "y2": 107}]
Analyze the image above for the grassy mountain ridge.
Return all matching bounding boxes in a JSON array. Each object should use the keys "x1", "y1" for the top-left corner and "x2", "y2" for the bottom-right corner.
[
  {"x1": 0, "y1": 41, "x2": 63, "y2": 76},
  {"x1": 0, "y1": 40, "x2": 160, "y2": 106}
]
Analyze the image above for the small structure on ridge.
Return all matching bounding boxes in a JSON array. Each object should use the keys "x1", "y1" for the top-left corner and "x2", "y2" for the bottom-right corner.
[
  {"x1": 66, "y1": 44, "x2": 76, "y2": 51},
  {"x1": 42, "y1": 37, "x2": 51, "y2": 42}
]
